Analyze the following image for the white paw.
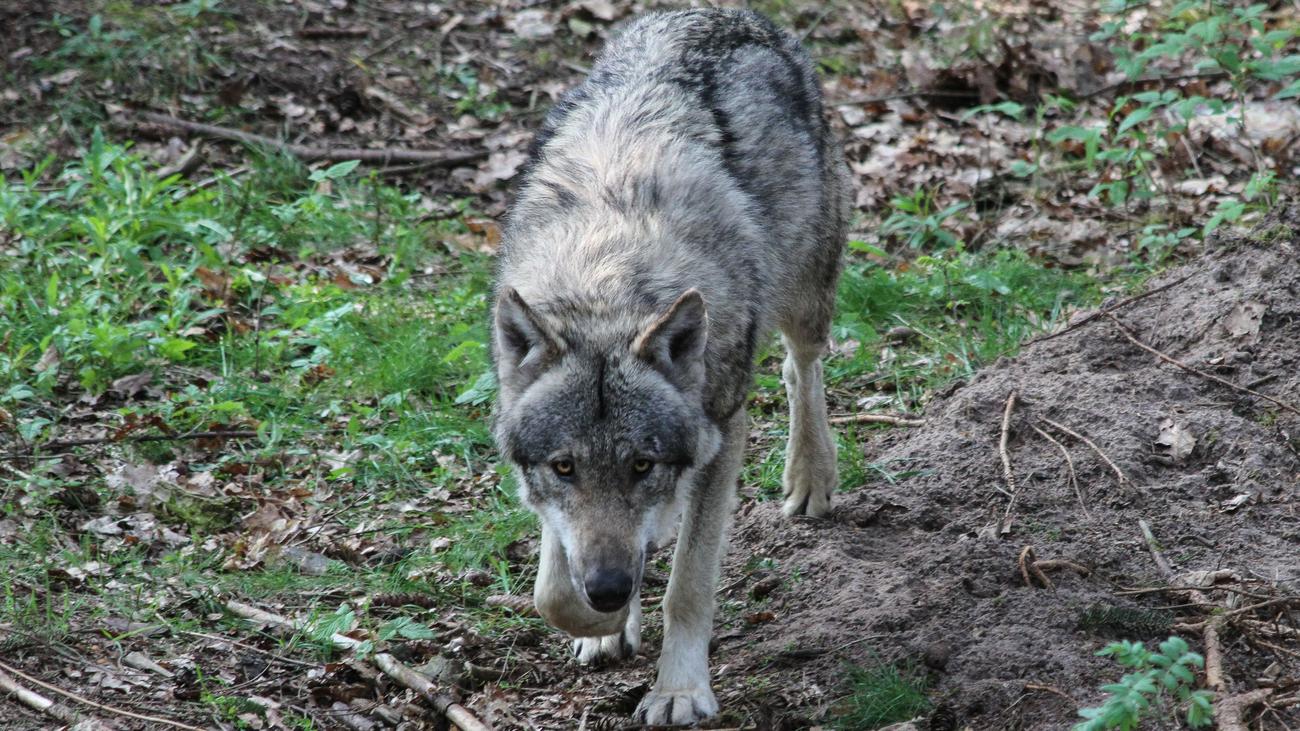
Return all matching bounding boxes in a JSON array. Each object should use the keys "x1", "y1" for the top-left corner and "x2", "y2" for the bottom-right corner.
[
  {"x1": 573, "y1": 627, "x2": 639, "y2": 664},
  {"x1": 781, "y1": 474, "x2": 833, "y2": 518},
  {"x1": 573, "y1": 602, "x2": 640, "y2": 664},
  {"x1": 634, "y1": 685, "x2": 718, "y2": 726}
]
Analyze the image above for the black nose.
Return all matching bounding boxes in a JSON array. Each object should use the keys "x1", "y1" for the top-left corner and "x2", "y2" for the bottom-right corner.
[{"x1": 584, "y1": 568, "x2": 634, "y2": 613}]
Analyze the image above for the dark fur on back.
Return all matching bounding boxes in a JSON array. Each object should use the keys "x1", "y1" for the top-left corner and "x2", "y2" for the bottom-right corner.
[{"x1": 498, "y1": 8, "x2": 849, "y2": 420}]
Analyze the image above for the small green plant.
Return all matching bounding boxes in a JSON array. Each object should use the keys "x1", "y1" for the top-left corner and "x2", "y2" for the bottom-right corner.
[
  {"x1": 881, "y1": 188, "x2": 968, "y2": 251},
  {"x1": 833, "y1": 659, "x2": 931, "y2": 729},
  {"x1": 1075, "y1": 636, "x2": 1214, "y2": 731},
  {"x1": 1049, "y1": 0, "x2": 1300, "y2": 231}
]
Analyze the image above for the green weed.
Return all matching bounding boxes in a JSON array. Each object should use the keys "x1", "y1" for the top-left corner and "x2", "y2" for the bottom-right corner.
[
  {"x1": 1075, "y1": 636, "x2": 1214, "y2": 730},
  {"x1": 833, "y1": 658, "x2": 932, "y2": 729}
]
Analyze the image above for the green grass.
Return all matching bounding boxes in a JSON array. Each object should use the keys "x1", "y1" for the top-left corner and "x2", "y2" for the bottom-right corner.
[
  {"x1": 0, "y1": 134, "x2": 540, "y2": 659},
  {"x1": 0, "y1": 128, "x2": 1125, "y2": 694},
  {"x1": 833, "y1": 658, "x2": 933, "y2": 729}
]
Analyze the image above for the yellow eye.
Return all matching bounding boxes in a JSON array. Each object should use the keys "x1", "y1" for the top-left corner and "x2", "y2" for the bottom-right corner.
[
  {"x1": 632, "y1": 459, "x2": 653, "y2": 475},
  {"x1": 552, "y1": 459, "x2": 574, "y2": 478}
]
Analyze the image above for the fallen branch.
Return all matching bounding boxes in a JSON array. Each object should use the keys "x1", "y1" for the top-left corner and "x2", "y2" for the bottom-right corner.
[
  {"x1": 1030, "y1": 423, "x2": 1089, "y2": 519},
  {"x1": 829, "y1": 89, "x2": 981, "y2": 106},
  {"x1": 1077, "y1": 71, "x2": 1229, "y2": 101},
  {"x1": 998, "y1": 391, "x2": 1018, "y2": 533},
  {"x1": 23, "y1": 429, "x2": 259, "y2": 453},
  {"x1": 1136, "y1": 521, "x2": 1232, "y2": 691},
  {"x1": 1040, "y1": 418, "x2": 1131, "y2": 487},
  {"x1": 9, "y1": 425, "x2": 353, "y2": 457},
  {"x1": 1023, "y1": 272, "x2": 1195, "y2": 348},
  {"x1": 1202, "y1": 615, "x2": 1227, "y2": 693},
  {"x1": 122, "y1": 110, "x2": 488, "y2": 167},
  {"x1": 224, "y1": 600, "x2": 492, "y2": 731},
  {"x1": 1105, "y1": 313, "x2": 1300, "y2": 417},
  {"x1": 1138, "y1": 519, "x2": 1175, "y2": 580},
  {"x1": 0, "y1": 667, "x2": 91, "y2": 727},
  {"x1": 827, "y1": 413, "x2": 926, "y2": 427},
  {"x1": 1214, "y1": 688, "x2": 1273, "y2": 731},
  {"x1": 0, "y1": 658, "x2": 194, "y2": 730}
]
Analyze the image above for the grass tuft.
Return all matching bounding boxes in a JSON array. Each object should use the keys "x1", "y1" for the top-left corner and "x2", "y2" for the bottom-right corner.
[{"x1": 833, "y1": 658, "x2": 933, "y2": 729}]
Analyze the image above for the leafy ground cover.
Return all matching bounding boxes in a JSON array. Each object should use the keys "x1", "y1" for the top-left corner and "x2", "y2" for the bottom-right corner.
[{"x1": 1, "y1": 0, "x2": 1297, "y2": 729}]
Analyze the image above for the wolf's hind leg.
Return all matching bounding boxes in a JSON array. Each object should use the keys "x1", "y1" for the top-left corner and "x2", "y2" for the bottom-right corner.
[
  {"x1": 573, "y1": 597, "x2": 641, "y2": 664},
  {"x1": 780, "y1": 336, "x2": 838, "y2": 518}
]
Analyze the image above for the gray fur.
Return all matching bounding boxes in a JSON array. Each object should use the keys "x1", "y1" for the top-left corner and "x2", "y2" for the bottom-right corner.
[{"x1": 491, "y1": 8, "x2": 848, "y2": 724}]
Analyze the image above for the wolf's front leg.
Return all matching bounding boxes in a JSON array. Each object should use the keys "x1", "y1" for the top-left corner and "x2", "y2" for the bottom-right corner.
[
  {"x1": 573, "y1": 597, "x2": 640, "y2": 663},
  {"x1": 635, "y1": 411, "x2": 746, "y2": 725}
]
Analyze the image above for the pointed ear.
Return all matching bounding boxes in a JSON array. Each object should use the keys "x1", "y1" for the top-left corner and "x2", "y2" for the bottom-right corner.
[
  {"x1": 495, "y1": 287, "x2": 560, "y2": 393},
  {"x1": 634, "y1": 289, "x2": 708, "y2": 389}
]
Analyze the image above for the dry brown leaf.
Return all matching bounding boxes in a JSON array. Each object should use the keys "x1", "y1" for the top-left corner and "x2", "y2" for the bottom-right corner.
[
  {"x1": 1220, "y1": 301, "x2": 1265, "y2": 342},
  {"x1": 578, "y1": 0, "x2": 618, "y2": 21},
  {"x1": 109, "y1": 372, "x2": 153, "y2": 399},
  {"x1": 509, "y1": 9, "x2": 556, "y2": 40},
  {"x1": 1154, "y1": 418, "x2": 1195, "y2": 463}
]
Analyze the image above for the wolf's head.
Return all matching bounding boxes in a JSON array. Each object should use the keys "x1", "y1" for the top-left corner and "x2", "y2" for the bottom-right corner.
[{"x1": 491, "y1": 287, "x2": 720, "y2": 636}]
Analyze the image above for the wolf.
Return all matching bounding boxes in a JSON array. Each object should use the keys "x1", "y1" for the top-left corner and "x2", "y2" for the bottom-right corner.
[{"x1": 490, "y1": 8, "x2": 848, "y2": 725}]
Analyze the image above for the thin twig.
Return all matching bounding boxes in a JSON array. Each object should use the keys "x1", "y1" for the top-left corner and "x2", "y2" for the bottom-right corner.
[
  {"x1": 177, "y1": 630, "x2": 318, "y2": 668},
  {"x1": 0, "y1": 659, "x2": 199, "y2": 730},
  {"x1": 1105, "y1": 313, "x2": 1300, "y2": 417},
  {"x1": 1077, "y1": 71, "x2": 1229, "y2": 101},
  {"x1": 1033, "y1": 559, "x2": 1092, "y2": 576},
  {"x1": 225, "y1": 601, "x2": 492, "y2": 731},
  {"x1": 1115, "y1": 585, "x2": 1275, "y2": 601},
  {"x1": 827, "y1": 413, "x2": 926, "y2": 427},
  {"x1": 1138, "y1": 519, "x2": 1175, "y2": 580},
  {"x1": 1040, "y1": 418, "x2": 1131, "y2": 487},
  {"x1": 1024, "y1": 683, "x2": 1076, "y2": 704},
  {"x1": 7, "y1": 429, "x2": 259, "y2": 455},
  {"x1": 1030, "y1": 423, "x2": 1089, "y2": 519},
  {"x1": 123, "y1": 110, "x2": 488, "y2": 166},
  {"x1": 998, "y1": 391, "x2": 1018, "y2": 533},
  {"x1": 1024, "y1": 272, "x2": 1195, "y2": 348},
  {"x1": 829, "y1": 89, "x2": 981, "y2": 106}
]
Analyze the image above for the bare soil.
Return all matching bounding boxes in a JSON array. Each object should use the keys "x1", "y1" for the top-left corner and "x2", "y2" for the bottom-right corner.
[{"x1": 693, "y1": 208, "x2": 1300, "y2": 730}]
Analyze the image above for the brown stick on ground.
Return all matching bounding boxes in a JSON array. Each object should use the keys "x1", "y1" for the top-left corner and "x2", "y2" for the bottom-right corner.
[
  {"x1": 224, "y1": 600, "x2": 492, "y2": 731},
  {"x1": 1040, "y1": 418, "x2": 1131, "y2": 487},
  {"x1": 124, "y1": 111, "x2": 489, "y2": 167},
  {"x1": 1023, "y1": 272, "x2": 1196, "y2": 348},
  {"x1": 1215, "y1": 688, "x2": 1273, "y2": 731},
  {"x1": 1030, "y1": 423, "x2": 1090, "y2": 519},
  {"x1": 1017, "y1": 545, "x2": 1054, "y2": 590},
  {"x1": 1138, "y1": 519, "x2": 1175, "y2": 580},
  {"x1": 827, "y1": 413, "x2": 926, "y2": 427},
  {"x1": 998, "y1": 391, "x2": 1019, "y2": 533},
  {"x1": 0, "y1": 659, "x2": 192, "y2": 730},
  {"x1": 1105, "y1": 313, "x2": 1300, "y2": 417},
  {"x1": 1136, "y1": 521, "x2": 1229, "y2": 691}
]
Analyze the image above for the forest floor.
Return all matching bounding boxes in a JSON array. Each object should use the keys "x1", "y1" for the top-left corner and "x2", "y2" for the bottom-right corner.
[{"x1": 1, "y1": 0, "x2": 1298, "y2": 729}]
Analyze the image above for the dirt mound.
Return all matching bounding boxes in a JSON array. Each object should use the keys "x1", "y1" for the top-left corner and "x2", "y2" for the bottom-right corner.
[{"x1": 721, "y1": 209, "x2": 1300, "y2": 729}]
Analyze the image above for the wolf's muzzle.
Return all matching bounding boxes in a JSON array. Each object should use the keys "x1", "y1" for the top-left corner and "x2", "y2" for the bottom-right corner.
[{"x1": 584, "y1": 568, "x2": 635, "y2": 612}]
